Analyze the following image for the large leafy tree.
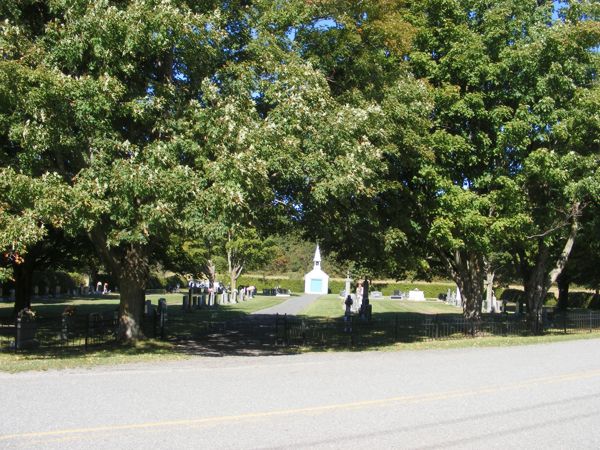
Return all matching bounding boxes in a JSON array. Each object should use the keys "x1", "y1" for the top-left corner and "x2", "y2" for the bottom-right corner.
[
  {"x1": 498, "y1": 1, "x2": 600, "y2": 330},
  {"x1": 403, "y1": 0, "x2": 599, "y2": 324},
  {"x1": 1, "y1": 0, "x2": 232, "y2": 340},
  {"x1": 1, "y1": 0, "x2": 382, "y2": 341},
  {"x1": 287, "y1": 0, "x2": 432, "y2": 281}
]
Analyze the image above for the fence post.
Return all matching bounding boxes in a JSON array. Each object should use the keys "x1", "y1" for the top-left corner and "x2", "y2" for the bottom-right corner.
[
  {"x1": 302, "y1": 319, "x2": 307, "y2": 346},
  {"x1": 563, "y1": 311, "x2": 567, "y2": 335},
  {"x1": 284, "y1": 314, "x2": 288, "y2": 347},
  {"x1": 85, "y1": 315, "x2": 89, "y2": 351},
  {"x1": 435, "y1": 315, "x2": 439, "y2": 339},
  {"x1": 153, "y1": 308, "x2": 157, "y2": 338},
  {"x1": 590, "y1": 310, "x2": 593, "y2": 333},
  {"x1": 394, "y1": 314, "x2": 398, "y2": 342}
]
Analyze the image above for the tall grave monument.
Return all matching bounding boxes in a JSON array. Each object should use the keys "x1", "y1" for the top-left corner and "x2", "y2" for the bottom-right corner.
[{"x1": 304, "y1": 245, "x2": 329, "y2": 295}]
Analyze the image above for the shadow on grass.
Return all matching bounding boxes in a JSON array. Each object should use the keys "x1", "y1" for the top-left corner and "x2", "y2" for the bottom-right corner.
[{"x1": 2, "y1": 296, "x2": 584, "y2": 362}]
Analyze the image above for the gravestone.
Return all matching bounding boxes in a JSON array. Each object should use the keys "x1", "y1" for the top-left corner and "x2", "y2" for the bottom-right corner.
[
  {"x1": 16, "y1": 317, "x2": 38, "y2": 350},
  {"x1": 343, "y1": 274, "x2": 352, "y2": 299},
  {"x1": 10, "y1": 289, "x2": 15, "y2": 301},
  {"x1": 209, "y1": 291, "x2": 215, "y2": 306},
  {"x1": 391, "y1": 290, "x2": 402, "y2": 300},
  {"x1": 55, "y1": 285, "x2": 61, "y2": 296},
  {"x1": 371, "y1": 291, "x2": 383, "y2": 298},
  {"x1": 491, "y1": 292, "x2": 499, "y2": 313},
  {"x1": 182, "y1": 294, "x2": 189, "y2": 310},
  {"x1": 240, "y1": 289, "x2": 245, "y2": 302},
  {"x1": 231, "y1": 290, "x2": 237, "y2": 303},
  {"x1": 145, "y1": 300, "x2": 153, "y2": 316},
  {"x1": 408, "y1": 289, "x2": 425, "y2": 301},
  {"x1": 359, "y1": 279, "x2": 371, "y2": 320},
  {"x1": 61, "y1": 315, "x2": 75, "y2": 342},
  {"x1": 157, "y1": 298, "x2": 167, "y2": 321},
  {"x1": 33, "y1": 286, "x2": 39, "y2": 297},
  {"x1": 157, "y1": 298, "x2": 168, "y2": 338}
]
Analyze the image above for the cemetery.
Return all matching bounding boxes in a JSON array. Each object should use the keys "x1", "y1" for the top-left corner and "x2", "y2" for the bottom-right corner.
[
  {"x1": 2, "y1": 278, "x2": 600, "y2": 359},
  {"x1": 1, "y1": 235, "x2": 599, "y2": 359},
  {"x1": 0, "y1": 1, "x2": 599, "y2": 371}
]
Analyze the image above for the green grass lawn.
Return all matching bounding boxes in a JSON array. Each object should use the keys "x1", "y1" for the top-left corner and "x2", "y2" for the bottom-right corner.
[
  {"x1": 0, "y1": 294, "x2": 284, "y2": 321},
  {"x1": 298, "y1": 294, "x2": 461, "y2": 318},
  {"x1": 372, "y1": 299, "x2": 461, "y2": 315},
  {"x1": 299, "y1": 295, "x2": 345, "y2": 318},
  {"x1": 0, "y1": 340, "x2": 186, "y2": 373}
]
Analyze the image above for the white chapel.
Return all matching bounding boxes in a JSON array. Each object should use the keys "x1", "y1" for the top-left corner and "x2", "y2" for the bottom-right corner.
[{"x1": 304, "y1": 245, "x2": 329, "y2": 295}]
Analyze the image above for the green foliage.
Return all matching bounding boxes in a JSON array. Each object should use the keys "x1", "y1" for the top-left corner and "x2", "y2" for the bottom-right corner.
[{"x1": 499, "y1": 288, "x2": 557, "y2": 306}]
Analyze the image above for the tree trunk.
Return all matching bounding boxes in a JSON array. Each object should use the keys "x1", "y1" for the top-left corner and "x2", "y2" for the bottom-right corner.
[
  {"x1": 556, "y1": 272, "x2": 570, "y2": 310},
  {"x1": 524, "y1": 205, "x2": 579, "y2": 334},
  {"x1": 227, "y1": 245, "x2": 243, "y2": 293},
  {"x1": 116, "y1": 245, "x2": 149, "y2": 342},
  {"x1": 229, "y1": 264, "x2": 243, "y2": 293},
  {"x1": 443, "y1": 250, "x2": 486, "y2": 321},
  {"x1": 12, "y1": 258, "x2": 34, "y2": 315},
  {"x1": 484, "y1": 262, "x2": 495, "y2": 313},
  {"x1": 89, "y1": 227, "x2": 149, "y2": 343}
]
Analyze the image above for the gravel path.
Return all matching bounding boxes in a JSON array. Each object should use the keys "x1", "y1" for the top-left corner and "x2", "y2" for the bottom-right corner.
[{"x1": 251, "y1": 293, "x2": 321, "y2": 315}]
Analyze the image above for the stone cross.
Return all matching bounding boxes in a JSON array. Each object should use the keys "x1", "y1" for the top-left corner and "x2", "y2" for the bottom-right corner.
[{"x1": 344, "y1": 273, "x2": 352, "y2": 299}]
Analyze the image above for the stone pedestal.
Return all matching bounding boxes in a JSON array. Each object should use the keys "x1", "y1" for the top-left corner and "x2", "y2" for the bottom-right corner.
[
  {"x1": 145, "y1": 300, "x2": 153, "y2": 316},
  {"x1": 16, "y1": 318, "x2": 38, "y2": 350}
]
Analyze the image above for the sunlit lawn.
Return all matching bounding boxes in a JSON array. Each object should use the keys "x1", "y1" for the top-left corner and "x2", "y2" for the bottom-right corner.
[
  {"x1": 298, "y1": 294, "x2": 461, "y2": 318},
  {"x1": 299, "y1": 295, "x2": 345, "y2": 318},
  {"x1": 372, "y1": 298, "x2": 461, "y2": 315},
  {"x1": 0, "y1": 293, "x2": 285, "y2": 321}
]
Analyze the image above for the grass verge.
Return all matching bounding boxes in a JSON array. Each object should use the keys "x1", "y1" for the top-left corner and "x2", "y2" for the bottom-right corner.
[{"x1": 0, "y1": 340, "x2": 185, "y2": 373}]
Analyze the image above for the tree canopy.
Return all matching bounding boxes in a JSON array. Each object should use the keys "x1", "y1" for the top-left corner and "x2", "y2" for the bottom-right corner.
[{"x1": 1, "y1": 0, "x2": 599, "y2": 338}]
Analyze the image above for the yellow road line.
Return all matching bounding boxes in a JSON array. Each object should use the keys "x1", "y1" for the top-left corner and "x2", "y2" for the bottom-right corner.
[{"x1": 2, "y1": 368, "x2": 600, "y2": 442}]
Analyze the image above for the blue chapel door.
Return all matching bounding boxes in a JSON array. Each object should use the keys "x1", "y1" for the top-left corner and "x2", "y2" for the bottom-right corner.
[{"x1": 310, "y1": 279, "x2": 322, "y2": 293}]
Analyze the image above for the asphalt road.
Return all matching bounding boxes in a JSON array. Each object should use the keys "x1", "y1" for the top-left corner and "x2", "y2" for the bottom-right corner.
[{"x1": 2, "y1": 338, "x2": 600, "y2": 449}]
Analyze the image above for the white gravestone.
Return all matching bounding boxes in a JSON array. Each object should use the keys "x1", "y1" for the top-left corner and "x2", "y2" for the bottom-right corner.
[{"x1": 408, "y1": 289, "x2": 425, "y2": 301}]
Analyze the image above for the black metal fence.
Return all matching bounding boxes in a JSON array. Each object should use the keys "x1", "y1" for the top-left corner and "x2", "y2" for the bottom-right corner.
[
  {"x1": 3, "y1": 309, "x2": 600, "y2": 354},
  {"x1": 0, "y1": 310, "x2": 166, "y2": 353},
  {"x1": 273, "y1": 310, "x2": 600, "y2": 348}
]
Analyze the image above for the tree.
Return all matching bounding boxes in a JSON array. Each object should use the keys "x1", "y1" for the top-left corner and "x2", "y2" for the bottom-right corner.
[
  {"x1": 401, "y1": 0, "x2": 600, "y2": 325},
  {"x1": 225, "y1": 228, "x2": 275, "y2": 292},
  {"x1": 288, "y1": 0, "x2": 431, "y2": 281},
  {"x1": 504, "y1": 2, "x2": 600, "y2": 330},
  {"x1": 1, "y1": 0, "x2": 384, "y2": 342}
]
